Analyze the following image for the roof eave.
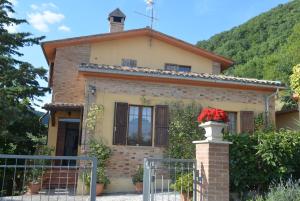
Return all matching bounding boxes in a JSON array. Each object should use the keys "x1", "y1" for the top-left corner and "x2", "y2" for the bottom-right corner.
[{"x1": 78, "y1": 67, "x2": 286, "y2": 91}]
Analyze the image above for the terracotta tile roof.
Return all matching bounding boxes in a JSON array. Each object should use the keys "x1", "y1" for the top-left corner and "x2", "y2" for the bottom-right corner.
[
  {"x1": 79, "y1": 63, "x2": 285, "y2": 88},
  {"x1": 43, "y1": 103, "x2": 83, "y2": 111}
]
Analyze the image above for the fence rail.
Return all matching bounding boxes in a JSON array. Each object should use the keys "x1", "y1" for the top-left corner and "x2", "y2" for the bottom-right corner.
[
  {"x1": 143, "y1": 157, "x2": 200, "y2": 201},
  {"x1": 0, "y1": 154, "x2": 97, "y2": 201}
]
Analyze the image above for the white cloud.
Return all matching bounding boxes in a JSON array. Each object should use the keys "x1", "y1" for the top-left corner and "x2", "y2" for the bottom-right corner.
[
  {"x1": 8, "y1": 0, "x2": 18, "y2": 6},
  {"x1": 27, "y1": 2, "x2": 71, "y2": 33},
  {"x1": 30, "y1": 4, "x2": 38, "y2": 10},
  {"x1": 28, "y1": 10, "x2": 65, "y2": 32},
  {"x1": 58, "y1": 25, "x2": 70, "y2": 32}
]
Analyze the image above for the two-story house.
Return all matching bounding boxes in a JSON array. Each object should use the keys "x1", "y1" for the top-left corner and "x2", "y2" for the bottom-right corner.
[{"x1": 42, "y1": 9, "x2": 285, "y2": 193}]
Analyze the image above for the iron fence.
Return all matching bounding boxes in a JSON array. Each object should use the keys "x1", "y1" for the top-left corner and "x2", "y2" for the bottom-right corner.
[
  {"x1": 0, "y1": 154, "x2": 97, "y2": 201},
  {"x1": 143, "y1": 158, "x2": 200, "y2": 201}
]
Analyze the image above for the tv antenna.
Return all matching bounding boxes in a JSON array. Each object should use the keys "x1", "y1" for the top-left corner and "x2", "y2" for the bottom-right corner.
[{"x1": 134, "y1": 0, "x2": 158, "y2": 29}]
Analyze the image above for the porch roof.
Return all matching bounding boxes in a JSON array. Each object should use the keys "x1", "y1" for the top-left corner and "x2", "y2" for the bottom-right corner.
[
  {"x1": 78, "y1": 63, "x2": 286, "y2": 92},
  {"x1": 43, "y1": 103, "x2": 83, "y2": 111}
]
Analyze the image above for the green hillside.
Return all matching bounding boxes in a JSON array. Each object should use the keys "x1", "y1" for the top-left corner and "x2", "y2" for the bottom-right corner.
[{"x1": 197, "y1": 0, "x2": 300, "y2": 85}]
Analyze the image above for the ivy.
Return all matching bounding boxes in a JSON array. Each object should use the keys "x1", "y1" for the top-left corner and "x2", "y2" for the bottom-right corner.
[
  {"x1": 86, "y1": 104, "x2": 104, "y2": 132},
  {"x1": 290, "y1": 64, "x2": 300, "y2": 96}
]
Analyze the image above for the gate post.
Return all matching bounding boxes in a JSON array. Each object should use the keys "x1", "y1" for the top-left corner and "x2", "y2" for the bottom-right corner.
[{"x1": 193, "y1": 140, "x2": 232, "y2": 201}]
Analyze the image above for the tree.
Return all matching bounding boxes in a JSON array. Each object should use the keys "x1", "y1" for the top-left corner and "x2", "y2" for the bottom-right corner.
[{"x1": 0, "y1": 0, "x2": 49, "y2": 154}]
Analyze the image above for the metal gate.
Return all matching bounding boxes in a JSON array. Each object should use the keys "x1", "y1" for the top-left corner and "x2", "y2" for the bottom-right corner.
[
  {"x1": 143, "y1": 158, "x2": 200, "y2": 201},
  {"x1": 0, "y1": 154, "x2": 97, "y2": 201}
]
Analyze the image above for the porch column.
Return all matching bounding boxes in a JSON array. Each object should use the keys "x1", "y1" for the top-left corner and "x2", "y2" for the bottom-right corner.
[{"x1": 193, "y1": 140, "x2": 231, "y2": 201}]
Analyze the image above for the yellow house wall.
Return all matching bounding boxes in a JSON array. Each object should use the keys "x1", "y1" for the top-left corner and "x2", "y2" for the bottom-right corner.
[
  {"x1": 276, "y1": 111, "x2": 299, "y2": 130},
  {"x1": 47, "y1": 111, "x2": 81, "y2": 155},
  {"x1": 80, "y1": 77, "x2": 275, "y2": 193},
  {"x1": 89, "y1": 36, "x2": 214, "y2": 74}
]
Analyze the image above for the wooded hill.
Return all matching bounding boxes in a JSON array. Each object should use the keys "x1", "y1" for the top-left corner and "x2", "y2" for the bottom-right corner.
[{"x1": 197, "y1": 0, "x2": 300, "y2": 85}]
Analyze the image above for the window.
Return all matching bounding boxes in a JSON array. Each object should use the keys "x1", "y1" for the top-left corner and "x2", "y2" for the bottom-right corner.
[
  {"x1": 165, "y1": 63, "x2": 191, "y2": 72},
  {"x1": 226, "y1": 112, "x2": 237, "y2": 134},
  {"x1": 122, "y1": 58, "x2": 137, "y2": 67},
  {"x1": 127, "y1": 106, "x2": 153, "y2": 146},
  {"x1": 113, "y1": 103, "x2": 169, "y2": 147}
]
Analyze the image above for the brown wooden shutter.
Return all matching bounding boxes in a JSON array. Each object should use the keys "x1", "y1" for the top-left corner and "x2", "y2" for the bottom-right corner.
[
  {"x1": 56, "y1": 121, "x2": 66, "y2": 156},
  {"x1": 240, "y1": 111, "x2": 254, "y2": 133},
  {"x1": 155, "y1": 105, "x2": 169, "y2": 146},
  {"x1": 113, "y1": 102, "x2": 128, "y2": 145}
]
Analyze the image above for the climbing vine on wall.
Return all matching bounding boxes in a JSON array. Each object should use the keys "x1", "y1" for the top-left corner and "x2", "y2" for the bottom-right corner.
[
  {"x1": 290, "y1": 64, "x2": 300, "y2": 96},
  {"x1": 86, "y1": 104, "x2": 104, "y2": 132}
]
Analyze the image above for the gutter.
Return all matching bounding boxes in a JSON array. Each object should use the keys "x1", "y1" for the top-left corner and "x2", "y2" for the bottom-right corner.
[{"x1": 78, "y1": 67, "x2": 286, "y2": 90}]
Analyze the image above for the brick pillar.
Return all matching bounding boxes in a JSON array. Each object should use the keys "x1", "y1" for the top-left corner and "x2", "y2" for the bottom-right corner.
[{"x1": 193, "y1": 140, "x2": 231, "y2": 201}]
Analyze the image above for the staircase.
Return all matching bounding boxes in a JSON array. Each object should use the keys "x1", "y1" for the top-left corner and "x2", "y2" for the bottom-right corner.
[{"x1": 42, "y1": 168, "x2": 79, "y2": 189}]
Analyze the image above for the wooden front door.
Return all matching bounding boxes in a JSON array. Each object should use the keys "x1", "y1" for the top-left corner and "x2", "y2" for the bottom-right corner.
[{"x1": 56, "y1": 121, "x2": 79, "y2": 157}]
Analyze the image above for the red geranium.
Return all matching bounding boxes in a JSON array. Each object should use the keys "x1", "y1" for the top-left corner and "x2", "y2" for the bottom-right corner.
[{"x1": 197, "y1": 108, "x2": 228, "y2": 123}]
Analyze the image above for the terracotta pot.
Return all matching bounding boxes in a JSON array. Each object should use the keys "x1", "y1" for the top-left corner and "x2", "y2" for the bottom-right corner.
[
  {"x1": 27, "y1": 182, "x2": 41, "y2": 194},
  {"x1": 135, "y1": 182, "x2": 143, "y2": 193},
  {"x1": 96, "y1": 183, "x2": 104, "y2": 196},
  {"x1": 180, "y1": 192, "x2": 192, "y2": 201}
]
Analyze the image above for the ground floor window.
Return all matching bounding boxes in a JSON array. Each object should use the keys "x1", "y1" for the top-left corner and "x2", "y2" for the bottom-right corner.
[
  {"x1": 226, "y1": 112, "x2": 237, "y2": 134},
  {"x1": 127, "y1": 106, "x2": 153, "y2": 146}
]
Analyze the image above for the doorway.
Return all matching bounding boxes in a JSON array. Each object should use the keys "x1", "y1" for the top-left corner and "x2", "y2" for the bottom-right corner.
[{"x1": 56, "y1": 119, "x2": 80, "y2": 165}]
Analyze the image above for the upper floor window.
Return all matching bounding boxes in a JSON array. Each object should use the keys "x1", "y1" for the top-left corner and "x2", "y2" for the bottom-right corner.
[
  {"x1": 165, "y1": 63, "x2": 191, "y2": 72},
  {"x1": 122, "y1": 58, "x2": 137, "y2": 67}
]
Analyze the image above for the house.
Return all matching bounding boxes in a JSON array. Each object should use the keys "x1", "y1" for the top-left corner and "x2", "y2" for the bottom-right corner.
[
  {"x1": 276, "y1": 109, "x2": 299, "y2": 130},
  {"x1": 42, "y1": 8, "x2": 285, "y2": 193}
]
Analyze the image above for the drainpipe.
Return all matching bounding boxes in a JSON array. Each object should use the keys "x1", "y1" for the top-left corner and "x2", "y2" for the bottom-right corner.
[{"x1": 264, "y1": 88, "x2": 279, "y2": 128}]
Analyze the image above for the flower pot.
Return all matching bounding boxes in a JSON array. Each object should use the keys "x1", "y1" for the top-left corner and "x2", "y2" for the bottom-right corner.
[
  {"x1": 180, "y1": 192, "x2": 192, "y2": 201},
  {"x1": 96, "y1": 183, "x2": 104, "y2": 196},
  {"x1": 27, "y1": 182, "x2": 41, "y2": 194},
  {"x1": 199, "y1": 121, "x2": 227, "y2": 141},
  {"x1": 134, "y1": 182, "x2": 143, "y2": 193}
]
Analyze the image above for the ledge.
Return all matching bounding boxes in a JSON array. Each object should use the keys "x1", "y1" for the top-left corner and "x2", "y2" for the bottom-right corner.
[{"x1": 192, "y1": 139, "x2": 232, "y2": 145}]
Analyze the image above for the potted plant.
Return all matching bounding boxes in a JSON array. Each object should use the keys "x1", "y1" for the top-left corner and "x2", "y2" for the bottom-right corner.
[
  {"x1": 95, "y1": 168, "x2": 110, "y2": 195},
  {"x1": 84, "y1": 139, "x2": 111, "y2": 196},
  {"x1": 27, "y1": 168, "x2": 43, "y2": 194},
  {"x1": 132, "y1": 165, "x2": 143, "y2": 193},
  {"x1": 171, "y1": 173, "x2": 193, "y2": 201},
  {"x1": 197, "y1": 108, "x2": 228, "y2": 141}
]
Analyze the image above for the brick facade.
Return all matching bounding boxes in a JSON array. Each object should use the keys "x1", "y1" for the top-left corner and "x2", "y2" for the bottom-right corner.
[
  {"x1": 195, "y1": 142, "x2": 230, "y2": 201},
  {"x1": 106, "y1": 146, "x2": 165, "y2": 177},
  {"x1": 52, "y1": 44, "x2": 91, "y2": 104},
  {"x1": 89, "y1": 78, "x2": 274, "y2": 107}
]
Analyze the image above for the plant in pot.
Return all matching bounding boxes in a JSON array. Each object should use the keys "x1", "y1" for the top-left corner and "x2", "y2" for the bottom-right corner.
[
  {"x1": 132, "y1": 165, "x2": 143, "y2": 193},
  {"x1": 84, "y1": 139, "x2": 111, "y2": 196},
  {"x1": 171, "y1": 173, "x2": 193, "y2": 201},
  {"x1": 26, "y1": 145, "x2": 54, "y2": 195},
  {"x1": 95, "y1": 167, "x2": 110, "y2": 195},
  {"x1": 197, "y1": 108, "x2": 228, "y2": 141},
  {"x1": 27, "y1": 168, "x2": 43, "y2": 194}
]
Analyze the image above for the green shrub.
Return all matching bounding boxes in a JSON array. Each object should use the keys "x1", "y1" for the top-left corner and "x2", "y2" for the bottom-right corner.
[
  {"x1": 171, "y1": 173, "x2": 193, "y2": 195},
  {"x1": 88, "y1": 139, "x2": 111, "y2": 168},
  {"x1": 168, "y1": 102, "x2": 204, "y2": 159},
  {"x1": 225, "y1": 129, "x2": 300, "y2": 195},
  {"x1": 248, "y1": 180, "x2": 300, "y2": 201}
]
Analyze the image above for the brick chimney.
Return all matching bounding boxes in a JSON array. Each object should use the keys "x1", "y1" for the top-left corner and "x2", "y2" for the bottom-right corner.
[{"x1": 108, "y1": 8, "x2": 126, "y2": 33}]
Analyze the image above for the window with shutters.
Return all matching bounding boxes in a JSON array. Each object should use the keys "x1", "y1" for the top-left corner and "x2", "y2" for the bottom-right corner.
[
  {"x1": 127, "y1": 105, "x2": 153, "y2": 146},
  {"x1": 225, "y1": 112, "x2": 237, "y2": 134},
  {"x1": 164, "y1": 63, "x2": 191, "y2": 72},
  {"x1": 113, "y1": 103, "x2": 169, "y2": 147},
  {"x1": 121, "y1": 58, "x2": 137, "y2": 67}
]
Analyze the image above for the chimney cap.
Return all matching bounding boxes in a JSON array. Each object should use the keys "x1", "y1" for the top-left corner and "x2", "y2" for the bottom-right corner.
[{"x1": 108, "y1": 8, "x2": 126, "y2": 20}]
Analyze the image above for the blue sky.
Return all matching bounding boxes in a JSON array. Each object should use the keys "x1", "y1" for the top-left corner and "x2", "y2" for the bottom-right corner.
[{"x1": 8, "y1": 0, "x2": 289, "y2": 110}]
